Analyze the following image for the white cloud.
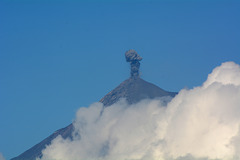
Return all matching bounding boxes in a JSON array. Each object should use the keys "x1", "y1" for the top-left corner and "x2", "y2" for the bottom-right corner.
[
  {"x1": 0, "y1": 153, "x2": 5, "y2": 160},
  {"x1": 40, "y1": 61, "x2": 240, "y2": 160}
]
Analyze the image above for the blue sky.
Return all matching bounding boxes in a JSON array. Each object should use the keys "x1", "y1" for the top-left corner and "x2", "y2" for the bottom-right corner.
[{"x1": 0, "y1": 0, "x2": 240, "y2": 159}]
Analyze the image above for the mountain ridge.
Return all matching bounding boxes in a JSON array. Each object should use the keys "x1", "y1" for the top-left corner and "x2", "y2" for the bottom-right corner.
[
  {"x1": 11, "y1": 50, "x2": 177, "y2": 160},
  {"x1": 11, "y1": 77, "x2": 177, "y2": 160}
]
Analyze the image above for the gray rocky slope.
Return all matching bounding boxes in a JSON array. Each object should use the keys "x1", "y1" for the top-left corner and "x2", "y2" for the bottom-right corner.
[
  {"x1": 11, "y1": 50, "x2": 177, "y2": 160},
  {"x1": 11, "y1": 77, "x2": 177, "y2": 160}
]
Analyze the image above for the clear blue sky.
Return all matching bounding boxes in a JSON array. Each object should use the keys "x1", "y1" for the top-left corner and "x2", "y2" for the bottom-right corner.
[{"x1": 0, "y1": 0, "x2": 239, "y2": 159}]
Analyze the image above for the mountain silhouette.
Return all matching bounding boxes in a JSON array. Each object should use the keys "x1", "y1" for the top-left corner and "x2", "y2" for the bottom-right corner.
[
  {"x1": 11, "y1": 50, "x2": 177, "y2": 160},
  {"x1": 100, "y1": 77, "x2": 177, "y2": 106}
]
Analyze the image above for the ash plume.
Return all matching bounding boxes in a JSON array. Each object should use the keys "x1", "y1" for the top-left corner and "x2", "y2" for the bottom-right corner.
[{"x1": 125, "y1": 49, "x2": 142, "y2": 78}]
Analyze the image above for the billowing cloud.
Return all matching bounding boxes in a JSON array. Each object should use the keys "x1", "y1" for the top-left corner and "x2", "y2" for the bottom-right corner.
[
  {"x1": 125, "y1": 49, "x2": 142, "y2": 78},
  {"x1": 39, "y1": 61, "x2": 240, "y2": 160},
  {"x1": 0, "y1": 153, "x2": 6, "y2": 160}
]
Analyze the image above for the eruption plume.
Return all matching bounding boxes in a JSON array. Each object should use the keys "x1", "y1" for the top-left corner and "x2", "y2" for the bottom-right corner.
[{"x1": 125, "y1": 49, "x2": 142, "y2": 78}]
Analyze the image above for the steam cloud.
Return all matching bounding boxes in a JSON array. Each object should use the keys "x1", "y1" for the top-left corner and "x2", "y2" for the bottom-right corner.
[
  {"x1": 125, "y1": 49, "x2": 142, "y2": 78},
  {"x1": 40, "y1": 61, "x2": 240, "y2": 160}
]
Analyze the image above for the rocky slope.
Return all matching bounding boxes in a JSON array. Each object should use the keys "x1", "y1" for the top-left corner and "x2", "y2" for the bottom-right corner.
[
  {"x1": 11, "y1": 50, "x2": 177, "y2": 160},
  {"x1": 11, "y1": 77, "x2": 177, "y2": 160}
]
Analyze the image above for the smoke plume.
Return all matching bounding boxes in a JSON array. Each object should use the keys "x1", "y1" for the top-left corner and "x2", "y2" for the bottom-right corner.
[
  {"x1": 125, "y1": 49, "x2": 142, "y2": 78},
  {"x1": 40, "y1": 61, "x2": 240, "y2": 160}
]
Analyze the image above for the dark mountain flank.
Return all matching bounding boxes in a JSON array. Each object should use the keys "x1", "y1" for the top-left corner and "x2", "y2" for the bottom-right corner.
[
  {"x1": 11, "y1": 50, "x2": 177, "y2": 160},
  {"x1": 100, "y1": 77, "x2": 177, "y2": 106}
]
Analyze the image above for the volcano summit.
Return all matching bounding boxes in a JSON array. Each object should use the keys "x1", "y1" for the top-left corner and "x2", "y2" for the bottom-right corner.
[{"x1": 12, "y1": 50, "x2": 177, "y2": 160}]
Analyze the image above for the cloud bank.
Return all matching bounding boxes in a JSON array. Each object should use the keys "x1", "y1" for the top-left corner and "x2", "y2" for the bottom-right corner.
[
  {"x1": 0, "y1": 153, "x2": 5, "y2": 160},
  {"x1": 40, "y1": 61, "x2": 240, "y2": 160}
]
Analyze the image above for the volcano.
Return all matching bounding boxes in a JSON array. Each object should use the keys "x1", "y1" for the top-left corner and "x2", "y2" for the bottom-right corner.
[{"x1": 11, "y1": 50, "x2": 177, "y2": 160}]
